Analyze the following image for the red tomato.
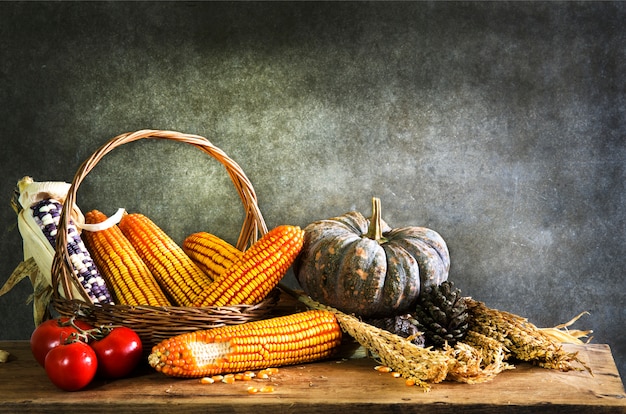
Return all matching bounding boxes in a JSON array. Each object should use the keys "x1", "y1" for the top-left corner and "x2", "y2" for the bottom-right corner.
[
  {"x1": 44, "y1": 341, "x2": 98, "y2": 391},
  {"x1": 30, "y1": 318, "x2": 94, "y2": 367},
  {"x1": 90, "y1": 326, "x2": 143, "y2": 379}
]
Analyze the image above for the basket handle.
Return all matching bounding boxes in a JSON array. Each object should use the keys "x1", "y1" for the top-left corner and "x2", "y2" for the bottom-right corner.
[{"x1": 51, "y1": 129, "x2": 267, "y2": 301}]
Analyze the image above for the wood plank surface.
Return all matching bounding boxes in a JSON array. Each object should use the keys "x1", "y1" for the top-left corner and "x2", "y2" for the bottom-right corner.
[{"x1": 0, "y1": 340, "x2": 624, "y2": 413}]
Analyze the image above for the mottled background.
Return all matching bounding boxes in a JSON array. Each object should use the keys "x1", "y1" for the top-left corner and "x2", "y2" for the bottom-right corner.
[{"x1": 1, "y1": 2, "x2": 624, "y2": 381}]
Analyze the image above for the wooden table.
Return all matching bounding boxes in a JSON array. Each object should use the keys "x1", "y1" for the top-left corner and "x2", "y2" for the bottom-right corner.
[{"x1": 0, "y1": 340, "x2": 624, "y2": 413}]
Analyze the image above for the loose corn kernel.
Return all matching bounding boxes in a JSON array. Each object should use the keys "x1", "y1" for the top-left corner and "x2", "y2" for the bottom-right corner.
[
  {"x1": 259, "y1": 367, "x2": 280, "y2": 377},
  {"x1": 200, "y1": 377, "x2": 215, "y2": 384},
  {"x1": 247, "y1": 386, "x2": 259, "y2": 394},
  {"x1": 222, "y1": 374, "x2": 236, "y2": 384}
]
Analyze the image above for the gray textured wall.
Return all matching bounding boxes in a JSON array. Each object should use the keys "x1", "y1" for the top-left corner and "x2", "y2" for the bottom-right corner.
[{"x1": 1, "y1": 2, "x2": 624, "y2": 381}]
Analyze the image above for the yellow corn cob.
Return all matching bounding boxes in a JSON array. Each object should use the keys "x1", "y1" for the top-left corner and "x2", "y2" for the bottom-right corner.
[
  {"x1": 193, "y1": 225, "x2": 304, "y2": 307},
  {"x1": 83, "y1": 210, "x2": 172, "y2": 307},
  {"x1": 147, "y1": 309, "x2": 342, "y2": 378},
  {"x1": 183, "y1": 232, "x2": 242, "y2": 281},
  {"x1": 118, "y1": 213, "x2": 212, "y2": 307}
]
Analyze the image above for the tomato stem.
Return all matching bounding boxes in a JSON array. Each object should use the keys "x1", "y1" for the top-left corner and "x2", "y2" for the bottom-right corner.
[
  {"x1": 63, "y1": 316, "x2": 120, "y2": 342},
  {"x1": 58, "y1": 316, "x2": 76, "y2": 328}
]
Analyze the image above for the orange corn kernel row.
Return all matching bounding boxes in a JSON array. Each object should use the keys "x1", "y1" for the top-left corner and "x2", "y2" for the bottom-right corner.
[
  {"x1": 183, "y1": 232, "x2": 243, "y2": 281},
  {"x1": 118, "y1": 213, "x2": 212, "y2": 307},
  {"x1": 83, "y1": 210, "x2": 171, "y2": 307},
  {"x1": 193, "y1": 225, "x2": 305, "y2": 307},
  {"x1": 147, "y1": 309, "x2": 342, "y2": 378}
]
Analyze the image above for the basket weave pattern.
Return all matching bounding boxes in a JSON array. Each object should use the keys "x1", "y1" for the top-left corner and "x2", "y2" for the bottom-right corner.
[{"x1": 50, "y1": 130, "x2": 277, "y2": 347}]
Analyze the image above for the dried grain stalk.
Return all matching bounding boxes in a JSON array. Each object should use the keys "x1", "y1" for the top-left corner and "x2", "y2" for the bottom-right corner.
[
  {"x1": 465, "y1": 298, "x2": 592, "y2": 375},
  {"x1": 446, "y1": 337, "x2": 514, "y2": 384},
  {"x1": 290, "y1": 288, "x2": 453, "y2": 388}
]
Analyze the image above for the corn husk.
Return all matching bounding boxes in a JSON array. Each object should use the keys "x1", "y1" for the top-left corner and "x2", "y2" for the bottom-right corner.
[
  {"x1": 539, "y1": 311, "x2": 593, "y2": 344},
  {"x1": 0, "y1": 257, "x2": 52, "y2": 325},
  {"x1": 12, "y1": 177, "x2": 85, "y2": 304},
  {"x1": 4, "y1": 177, "x2": 126, "y2": 325}
]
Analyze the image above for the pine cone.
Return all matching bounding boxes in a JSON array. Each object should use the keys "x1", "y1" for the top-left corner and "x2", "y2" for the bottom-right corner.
[{"x1": 413, "y1": 280, "x2": 469, "y2": 348}]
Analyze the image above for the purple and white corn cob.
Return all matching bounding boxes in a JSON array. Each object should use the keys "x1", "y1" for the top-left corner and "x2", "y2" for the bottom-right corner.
[{"x1": 30, "y1": 199, "x2": 114, "y2": 305}]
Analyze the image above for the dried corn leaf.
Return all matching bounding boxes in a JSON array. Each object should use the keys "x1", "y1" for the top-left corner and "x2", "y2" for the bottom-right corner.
[
  {"x1": 540, "y1": 311, "x2": 593, "y2": 344},
  {"x1": 0, "y1": 257, "x2": 52, "y2": 325},
  {"x1": 0, "y1": 257, "x2": 38, "y2": 296}
]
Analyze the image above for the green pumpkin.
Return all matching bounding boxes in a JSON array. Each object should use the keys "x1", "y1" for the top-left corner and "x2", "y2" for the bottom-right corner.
[{"x1": 294, "y1": 198, "x2": 450, "y2": 318}]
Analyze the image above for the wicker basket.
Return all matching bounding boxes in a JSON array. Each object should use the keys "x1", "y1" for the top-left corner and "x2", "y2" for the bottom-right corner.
[{"x1": 50, "y1": 129, "x2": 279, "y2": 347}]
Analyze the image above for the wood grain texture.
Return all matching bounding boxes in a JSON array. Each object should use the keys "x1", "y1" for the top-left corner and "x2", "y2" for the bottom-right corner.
[{"x1": 0, "y1": 341, "x2": 624, "y2": 414}]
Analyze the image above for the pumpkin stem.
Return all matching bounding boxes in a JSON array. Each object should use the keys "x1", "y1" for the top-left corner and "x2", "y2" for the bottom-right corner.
[{"x1": 366, "y1": 197, "x2": 384, "y2": 242}]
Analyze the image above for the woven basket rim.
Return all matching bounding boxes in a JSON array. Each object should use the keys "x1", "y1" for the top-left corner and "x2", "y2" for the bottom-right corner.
[{"x1": 50, "y1": 129, "x2": 269, "y2": 306}]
